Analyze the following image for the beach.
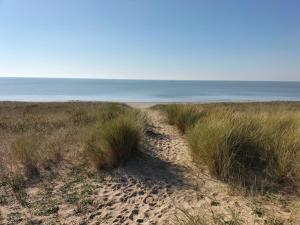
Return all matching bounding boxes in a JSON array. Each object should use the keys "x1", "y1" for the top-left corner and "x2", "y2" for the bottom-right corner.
[
  {"x1": 0, "y1": 102, "x2": 299, "y2": 225},
  {"x1": 1, "y1": 0, "x2": 300, "y2": 223}
]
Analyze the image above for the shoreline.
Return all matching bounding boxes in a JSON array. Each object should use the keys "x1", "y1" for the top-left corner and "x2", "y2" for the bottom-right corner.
[{"x1": 0, "y1": 100, "x2": 299, "y2": 108}]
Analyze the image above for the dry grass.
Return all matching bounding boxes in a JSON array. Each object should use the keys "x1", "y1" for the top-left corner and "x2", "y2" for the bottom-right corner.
[
  {"x1": 158, "y1": 102, "x2": 300, "y2": 192},
  {"x1": 173, "y1": 208, "x2": 243, "y2": 225},
  {"x1": 11, "y1": 135, "x2": 41, "y2": 177},
  {"x1": 0, "y1": 102, "x2": 144, "y2": 179},
  {"x1": 172, "y1": 208, "x2": 292, "y2": 225}
]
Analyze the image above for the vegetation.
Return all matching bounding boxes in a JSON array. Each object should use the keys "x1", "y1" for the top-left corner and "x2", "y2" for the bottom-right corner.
[
  {"x1": 11, "y1": 135, "x2": 40, "y2": 177},
  {"x1": 173, "y1": 208, "x2": 243, "y2": 225},
  {"x1": 84, "y1": 110, "x2": 144, "y2": 168},
  {"x1": 173, "y1": 208, "x2": 291, "y2": 225},
  {"x1": 158, "y1": 102, "x2": 300, "y2": 191},
  {"x1": 158, "y1": 104, "x2": 204, "y2": 133},
  {"x1": 0, "y1": 102, "x2": 145, "y2": 179}
]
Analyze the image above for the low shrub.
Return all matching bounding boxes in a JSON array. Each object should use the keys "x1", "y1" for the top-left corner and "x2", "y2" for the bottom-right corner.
[{"x1": 84, "y1": 112, "x2": 144, "y2": 168}]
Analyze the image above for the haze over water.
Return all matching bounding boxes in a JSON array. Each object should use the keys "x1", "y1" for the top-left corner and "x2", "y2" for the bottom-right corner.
[{"x1": 0, "y1": 77, "x2": 299, "y2": 102}]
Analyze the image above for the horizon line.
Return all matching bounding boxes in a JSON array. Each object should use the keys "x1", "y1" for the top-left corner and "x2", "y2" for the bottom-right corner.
[{"x1": 0, "y1": 76, "x2": 299, "y2": 83}]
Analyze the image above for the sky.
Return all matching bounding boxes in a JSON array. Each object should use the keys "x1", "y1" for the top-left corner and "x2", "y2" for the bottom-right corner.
[{"x1": 0, "y1": 0, "x2": 299, "y2": 81}]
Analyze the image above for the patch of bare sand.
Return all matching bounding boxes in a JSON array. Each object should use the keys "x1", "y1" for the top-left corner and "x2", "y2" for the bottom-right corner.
[{"x1": 0, "y1": 108, "x2": 299, "y2": 225}]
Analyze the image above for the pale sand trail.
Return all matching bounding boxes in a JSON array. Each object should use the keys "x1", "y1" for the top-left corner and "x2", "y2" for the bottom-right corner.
[
  {"x1": 0, "y1": 107, "x2": 297, "y2": 225},
  {"x1": 73, "y1": 108, "x2": 257, "y2": 224}
]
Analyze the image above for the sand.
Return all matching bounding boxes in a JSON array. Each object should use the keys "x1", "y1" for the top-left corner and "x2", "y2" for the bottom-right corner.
[{"x1": 0, "y1": 105, "x2": 299, "y2": 224}]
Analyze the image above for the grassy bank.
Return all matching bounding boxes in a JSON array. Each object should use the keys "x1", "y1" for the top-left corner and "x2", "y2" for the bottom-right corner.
[
  {"x1": 0, "y1": 102, "x2": 144, "y2": 179},
  {"x1": 157, "y1": 102, "x2": 300, "y2": 191}
]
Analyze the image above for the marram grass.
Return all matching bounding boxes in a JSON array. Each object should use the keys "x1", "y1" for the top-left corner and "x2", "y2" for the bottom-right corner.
[
  {"x1": 160, "y1": 104, "x2": 204, "y2": 133},
  {"x1": 0, "y1": 102, "x2": 145, "y2": 179},
  {"x1": 159, "y1": 103, "x2": 300, "y2": 191},
  {"x1": 84, "y1": 111, "x2": 145, "y2": 168}
]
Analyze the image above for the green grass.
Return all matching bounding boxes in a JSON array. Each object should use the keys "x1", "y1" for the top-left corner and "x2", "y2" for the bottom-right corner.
[
  {"x1": 158, "y1": 102, "x2": 300, "y2": 191},
  {"x1": 158, "y1": 104, "x2": 204, "y2": 133},
  {"x1": 84, "y1": 110, "x2": 144, "y2": 168}
]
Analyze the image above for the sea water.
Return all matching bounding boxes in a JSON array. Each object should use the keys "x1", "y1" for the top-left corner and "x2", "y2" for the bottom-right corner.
[{"x1": 0, "y1": 77, "x2": 299, "y2": 102}]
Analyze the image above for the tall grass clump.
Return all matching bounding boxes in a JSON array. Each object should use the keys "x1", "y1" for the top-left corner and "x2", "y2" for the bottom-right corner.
[
  {"x1": 162, "y1": 104, "x2": 204, "y2": 133},
  {"x1": 11, "y1": 136, "x2": 40, "y2": 177},
  {"x1": 84, "y1": 111, "x2": 144, "y2": 168},
  {"x1": 188, "y1": 111, "x2": 300, "y2": 190}
]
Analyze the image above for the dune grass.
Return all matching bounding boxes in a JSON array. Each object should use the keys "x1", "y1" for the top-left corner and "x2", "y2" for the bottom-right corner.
[
  {"x1": 158, "y1": 104, "x2": 204, "y2": 133},
  {"x1": 11, "y1": 135, "x2": 41, "y2": 177},
  {"x1": 0, "y1": 102, "x2": 145, "y2": 179},
  {"x1": 84, "y1": 110, "x2": 145, "y2": 168},
  {"x1": 158, "y1": 102, "x2": 300, "y2": 191}
]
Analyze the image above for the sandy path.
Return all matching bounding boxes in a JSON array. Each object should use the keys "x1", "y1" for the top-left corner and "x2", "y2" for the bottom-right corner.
[
  {"x1": 1, "y1": 108, "x2": 297, "y2": 225},
  {"x1": 78, "y1": 108, "x2": 256, "y2": 224}
]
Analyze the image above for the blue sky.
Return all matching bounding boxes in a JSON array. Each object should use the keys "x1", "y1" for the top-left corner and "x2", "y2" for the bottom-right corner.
[{"x1": 0, "y1": 0, "x2": 299, "y2": 81}]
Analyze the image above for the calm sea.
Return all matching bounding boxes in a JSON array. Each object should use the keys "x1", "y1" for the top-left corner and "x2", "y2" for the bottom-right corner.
[{"x1": 0, "y1": 77, "x2": 299, "y2": 102}]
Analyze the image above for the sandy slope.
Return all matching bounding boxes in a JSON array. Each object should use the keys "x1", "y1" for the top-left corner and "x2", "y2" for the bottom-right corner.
[{"x1": 0, "y1": 108, "x2": 298, "y2": 225}]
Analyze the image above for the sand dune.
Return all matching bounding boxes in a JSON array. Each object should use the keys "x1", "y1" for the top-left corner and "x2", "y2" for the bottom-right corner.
[{"x1": 0, "y1": 107, "x2": 299, "y2": 224}]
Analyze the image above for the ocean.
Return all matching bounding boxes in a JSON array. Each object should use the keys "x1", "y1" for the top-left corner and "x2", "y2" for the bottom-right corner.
[{"x1": 0, "y1": 77, "x2": 299, "y2": 102}]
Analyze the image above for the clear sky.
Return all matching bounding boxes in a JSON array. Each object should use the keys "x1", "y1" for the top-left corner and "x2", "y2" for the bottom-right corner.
[{"x1": 0, "y1": 0, "x2": 299, "y2": 81}]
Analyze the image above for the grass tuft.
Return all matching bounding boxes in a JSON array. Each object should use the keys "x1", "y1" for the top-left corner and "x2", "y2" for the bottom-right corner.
[
  {"x1": 11, "y1": 136, "x2": 40, "y2": 177},
  {"x1": 188, "y1": 112, "x2": 300, "y2": 190},
  {"x1": 84, "y1": 111, "x2": 144, "y2": 168},
  {"x1": 161, "y1": 104, "x2": 204, "y2": 133}
]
